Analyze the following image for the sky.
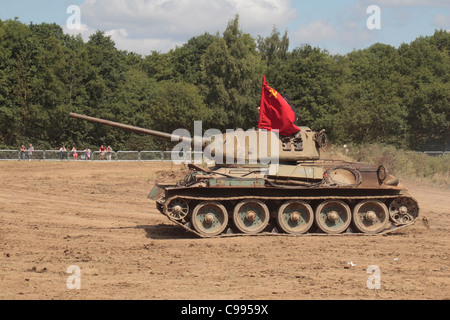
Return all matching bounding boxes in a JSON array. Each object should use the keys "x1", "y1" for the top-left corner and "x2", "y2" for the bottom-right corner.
[{"x1": 0, "y1": 0, "x2": 449, "y2": 55}]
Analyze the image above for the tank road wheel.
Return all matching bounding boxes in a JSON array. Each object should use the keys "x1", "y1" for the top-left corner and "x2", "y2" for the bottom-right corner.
[
  {"x1": 191, "y1": 202, "x2": 229, "y2": 237},
  {"x1": 315, "y1": 200, "x2": 352, "y2": 234},
  {"x1": 277, "y1": 201, "x2": 314, "y2": 235},
  {"x1": 389, "y1": 197, "x2": 419, "y2": 225},
  {"x1": 233, "y1": 200, "x2": 270, "y2": 234},
  {"x1": 164, "y1": 198, "x2": 189, "y2": 221},
  {"x1": 352, "y1": 200, "x2": 389, "y2": 234}
]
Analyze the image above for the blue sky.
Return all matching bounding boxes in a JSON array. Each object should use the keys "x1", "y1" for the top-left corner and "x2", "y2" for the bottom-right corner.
[{"x1": 0, "y1": 0, "x2": 448, "y2": 55}]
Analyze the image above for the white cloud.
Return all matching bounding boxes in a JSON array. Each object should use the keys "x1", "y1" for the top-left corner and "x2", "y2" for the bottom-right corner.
[
  {"x1": 75, "y1": 0, "x2": 297, "y2": 54},
  {"x1": 291, "y1": 17, "x2": 373, "y2": 54},
  {"x1": 292, "y1": 20, "x2": 337, "y2": 44},
  {"x1": 289, "y1": 0, "x2": 450, "y2": 54},
  {"x1": 105, "y1": 28, "x2": 183, "y2": 53},
  {"x1": 63, "y1": 0, "x2": 449, "y2": 55},
  {"x1": 432, "y1": 13, "x2": 450, "y2": 29}
]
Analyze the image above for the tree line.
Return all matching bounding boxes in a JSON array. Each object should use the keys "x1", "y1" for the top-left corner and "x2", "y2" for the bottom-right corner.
[{"x1": 0, "y1": 16, "x2": 448, "y2": 151}]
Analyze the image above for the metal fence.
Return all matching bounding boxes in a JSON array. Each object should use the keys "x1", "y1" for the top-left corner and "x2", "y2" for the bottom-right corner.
[
  {"x1": 0, "y1": 149, "x2": 448, "y2": 162},
  {"x1": 0, "y1": 150, "x2": 206, "y2": 162}
]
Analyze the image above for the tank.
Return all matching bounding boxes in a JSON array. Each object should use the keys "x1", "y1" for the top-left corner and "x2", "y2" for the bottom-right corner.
[{"x1": 69, "y1": 112, "x2": 420, "y2": 237}]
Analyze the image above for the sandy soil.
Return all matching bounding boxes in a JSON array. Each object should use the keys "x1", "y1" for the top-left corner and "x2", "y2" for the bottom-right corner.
[{"x1": 0, "y1": 161, "x2": 448, "y2": 300}]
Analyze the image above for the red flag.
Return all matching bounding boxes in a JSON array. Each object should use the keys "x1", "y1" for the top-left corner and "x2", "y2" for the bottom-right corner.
[{"x1": 258, "y1": 76, "x2": 300, "y2": 136}]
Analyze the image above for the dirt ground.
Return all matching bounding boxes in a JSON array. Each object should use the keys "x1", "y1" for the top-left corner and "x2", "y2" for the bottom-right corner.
[{"x1": 0, "y1": 161, "x2": 448, "y2": 300}]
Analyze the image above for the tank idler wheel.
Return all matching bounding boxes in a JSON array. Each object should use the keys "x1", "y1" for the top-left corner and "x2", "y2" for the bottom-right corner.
[
  {"x1": 352, "y1": 200, "x2": 389, "y2": 234},
  {"x1": 277, "y1": 201, "x2": 314, "y2": 235},
  {"x1": 191, "y1": 202, "x2": 229, "y2": 237},
  {"x1": 315, "y1": 200, "x2": 352, "y2": 234},
  {"x1": 165, "y1": 198, "x2": 189, "y2": 221},
  {"x1": 389, "y1": 197, "x2": 419, "y2": 225},
  {"x1": 233, "y1": 200, "x2": 270, "y2": 234}
]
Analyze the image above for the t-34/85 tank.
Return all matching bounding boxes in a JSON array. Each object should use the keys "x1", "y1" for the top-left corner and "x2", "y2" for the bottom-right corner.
[{"x1": 69, "y1": 112, "x2": 419, "y2": 237}]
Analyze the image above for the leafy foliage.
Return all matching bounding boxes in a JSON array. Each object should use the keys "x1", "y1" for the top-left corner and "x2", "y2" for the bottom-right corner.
[{"x1": 0, "y1": 17, "x2": 448, "y2": 152}]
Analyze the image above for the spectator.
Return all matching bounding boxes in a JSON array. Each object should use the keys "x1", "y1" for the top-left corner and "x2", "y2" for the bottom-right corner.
[
  {"x1": 28, "y1": 144, "x2": 34, "y2": 161},
  {"x1": 20, "y1": 145, "x2": 26, "y2": 160},
  {"x1": 99, "y1": 145, "x2": 106, "y2": 160},
  {"x1": 84, "y1": 148, "x2": 92, "y2": 161},
  {"x1": 72, "y1": 147, "x2": 78, "y2": 160},
  {"x1": 106, "y1": 146, "x2": 113, "y2": 161},
  {"x1": 59, "y1": 146, "x2": 66, "y2": 160}
]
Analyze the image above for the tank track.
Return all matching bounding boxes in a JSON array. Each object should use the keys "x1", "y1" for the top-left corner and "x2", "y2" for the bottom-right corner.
[
  {"x1": 155, "y1": 194, "x2": 420, "y2": 238},
  {"x1": 163, "y1": 214, "x2": 416, "y2": 238}
]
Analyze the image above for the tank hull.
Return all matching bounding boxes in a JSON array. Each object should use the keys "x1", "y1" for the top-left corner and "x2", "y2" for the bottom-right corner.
[{"x1": 149, "y1": 162, "x2": 419, "y2": 237}]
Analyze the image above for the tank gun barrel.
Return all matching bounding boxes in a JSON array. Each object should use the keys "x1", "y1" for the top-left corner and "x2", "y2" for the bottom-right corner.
[{"x1": 69, "y1": 112, "x2": 193, "y2": 144}]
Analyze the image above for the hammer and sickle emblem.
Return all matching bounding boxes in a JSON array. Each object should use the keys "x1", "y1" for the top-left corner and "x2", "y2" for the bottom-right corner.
[{"x1": 268, "y1": 88, "x2": 278, "y2": 99}]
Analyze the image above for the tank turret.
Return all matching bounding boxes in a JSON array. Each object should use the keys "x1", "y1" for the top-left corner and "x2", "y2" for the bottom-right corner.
[
  {"x1": 69, "y1": 112, "x2": 327, "y2": 163},
  {"x1": 69, "y1": 112, "x2": 419, "y2": 237}
]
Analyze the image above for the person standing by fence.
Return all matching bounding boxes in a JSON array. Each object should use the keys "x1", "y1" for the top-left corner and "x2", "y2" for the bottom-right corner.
[
  {"x1": 28, "y1": 144, "x2": 34, "y2": 161},
  {"x1": 72, "y1": 147, "x2": 78, "y2": 160},
  {"x1": 20, "y1": 145, "x2": 26, "y2": 160},
  {"x1": 99, "y1": 145, "x2": 106, "y2": 160},
  {"x1": 84, "y1": 148, "x2": 92, "y2": 161},
  {"x1": 106, "y1": 146, "x2": 113, "y2": 161},
  {"x1": 60, "y1": 146, "x2": 66, "y2": 160}
]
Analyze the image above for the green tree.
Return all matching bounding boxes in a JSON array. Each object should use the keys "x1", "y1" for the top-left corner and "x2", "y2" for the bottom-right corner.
[
  {"x1": 338, "y1": 43, "x2": 408, "y2": 146},
  {"x1": 282, "y1": 45, "x2": 345, "y2": 142},
  {"x1": 84, "y1": 31, "x2": 125, "y2": 109},
  {"x1": 257, "y1": 26, "x2": 289, "y2": 86},
  {"x1": 202, "y1": 16, "x2": 264, "y2": 130},
  {"x1": 142, "y1": 51, "x2": 175, "y2": 82},
  {"x1": 149, "y1": 80, "x2": 213, "y2": 149},
  {"x1": 398, "y1": 31, "x2": 450, "y2": 150},
  {"x1": 0, "y1": 19, "x2": 40, "y2": 146},
  {"x1": 169, "y1": 33, "x2": 216, "y2": 86},
  {"x1": 108, "y1": 68, "x2": 159, "y2": 150}
]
